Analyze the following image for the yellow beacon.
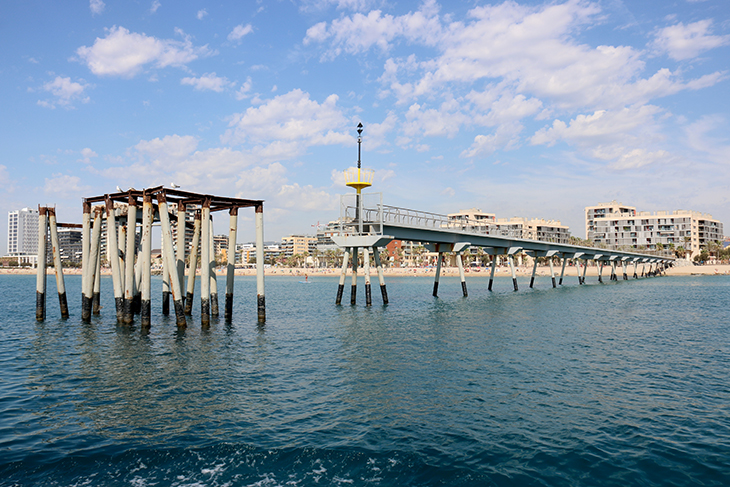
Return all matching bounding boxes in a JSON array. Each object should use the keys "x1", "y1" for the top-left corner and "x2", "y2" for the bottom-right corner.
[{"x1": 345, "y1": 123, "x2": 374, "y2": 195}]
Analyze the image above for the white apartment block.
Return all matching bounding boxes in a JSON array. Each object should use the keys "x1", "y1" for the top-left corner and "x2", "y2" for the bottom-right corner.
[
  {"x1": 447, "y1": 208, "x2": 570, "y2": 244},
  {"x1": 585, "y1": 201, "x2": 724, "y2": 258},
  {"x1": 7, "y1": 208, "x2": 39, "y2": 261}
]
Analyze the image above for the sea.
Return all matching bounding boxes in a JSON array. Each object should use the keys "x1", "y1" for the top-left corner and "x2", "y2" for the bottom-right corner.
[{"x1": 0, "y1": 273, "x2": 728, "y2": 486}]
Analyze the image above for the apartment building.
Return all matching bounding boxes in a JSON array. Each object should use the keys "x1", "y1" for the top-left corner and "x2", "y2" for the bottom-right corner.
[
  {"x1": 585, "y1": 201, "x2": 724, "y2": 258},
  {"x1": 447, "y1": 208, "x2": 570, "y2": 244}
]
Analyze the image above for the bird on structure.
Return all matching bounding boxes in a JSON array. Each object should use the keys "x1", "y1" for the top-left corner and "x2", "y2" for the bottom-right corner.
[
  {"x1": 171, "y1": 182, "x2": 180, "y2": 188},
  {"x1": 116, "y1": 186, "x2": 123, "y2": 192}
]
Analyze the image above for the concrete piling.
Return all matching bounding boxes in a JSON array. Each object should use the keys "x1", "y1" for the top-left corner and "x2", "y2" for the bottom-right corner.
[
  {"x1": 82, "y1": 207, "x2": 102, "y2": 322},
  {"x1": 162, "y1": 257, "x2": 170, "y2": 315},
  {"x1": 363, "y1": 247, "x2": 372, "y2": 306},
  {"x1": 140, "y1": 192, "x2": 153, "y2": 327},
  {"x1": 581, "y1": 260, "x2": 588, "y2": 284},
  {"x1": 255, "y1": 204, "x2": 266, "y2": 323},
  {"x1": 105, "y1": 199, "x2": 124, "y2": 322},
  {"x1": 530, "y1": 255, "x2": 538, "y2": 288},
  {"x1": 48, "y1": 208, "x2": 69, "y2": 319},
  {"x1": 488, "y1": 254, "x2": 497, "y2": 291},
  {"x1": 123, "y1": 195, "x2": 137, "y2": 324},
  {"x1": 81, "y1": 202, "x2": 91, "y2": 307},
  {"x1": 550, "y1": 258, "x2": 556, "y2": 288},
  {"x1": 336, "y1": 248, "x2": 349, "y2": 305},
  {"x1": 350, "y1": 247, "x2": 358, "y2": 305},
  {"x1": 559, "y1": 255, "x2": 567, "y2": 285},
  {"x1": 372, "y1": 246, "x2": 388, "y2": 304},
  {"x1": 158, "y1": 193, "x2": 186, "y2": 327},
  {"x1": 93, "y1": 237, "x2": 102, "y2": 315},
  {"x1": 185, "y1": 211, "x2": 201, "y2": 315},
  {"x1": 176, "y1": 202, "x2": 187, "y2": 311},
  {"x1": 225, "y1": 207, "x2": 238, "y2": 320},
  {"x1": 36, "y1": 207, "x2": 48, "y2": 321},
  {"x1": 508, "y1": 254, "x2": 518, "y2": 291},
  {"x1": 433, "y1": 251, "x2": 443, "y2": 297},
  {"x1": 200, "y1": 200, "x2": 211, "y2": 326},
  {"x1": 209, "y1": 217, "x2": 219, "y2": 317},
  {"x1": 457, "y1": 252, "x2": 468, "y2": 297}
]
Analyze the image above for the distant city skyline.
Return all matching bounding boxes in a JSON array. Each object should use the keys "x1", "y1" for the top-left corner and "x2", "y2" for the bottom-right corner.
[{"x1": 2, "y1": 0, "x2": 729, "y2": 255}]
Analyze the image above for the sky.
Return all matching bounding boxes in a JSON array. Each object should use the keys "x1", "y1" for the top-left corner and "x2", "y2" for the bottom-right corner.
[{"x1": 2, "y1": 0, "x2": 729, "y2": 253}]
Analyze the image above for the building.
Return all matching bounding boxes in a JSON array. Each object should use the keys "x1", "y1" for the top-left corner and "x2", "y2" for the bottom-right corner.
[
  {"x1": 447, "y1": 208, "x2": 570, "y2": 244},
  {"x1": 280, "y1": 235, "x2": 317, "y2": 258},
  {"x1": 6, "y1": 208, "x2": 39, "y2": 265},
  {"x1": 57, "y1": 228, "x2": 82, "y2": 263},
  {"x1": 585, "y1": 201, "x2": 724, "y2": 258}
]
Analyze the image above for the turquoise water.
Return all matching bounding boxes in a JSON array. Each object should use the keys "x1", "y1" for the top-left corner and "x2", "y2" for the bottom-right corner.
[{"x1": 1, "y1": 273, "x2": 729, "y2": 486}]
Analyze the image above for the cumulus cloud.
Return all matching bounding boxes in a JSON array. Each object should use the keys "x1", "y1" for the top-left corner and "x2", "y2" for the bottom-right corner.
[
  {"x1": 150, "y1": 0, "x2": 161, "y2": 14},
  {"x1": 78, "y1": 148, "x2": 98, "y2": 163},
  {"x1": 652, "y1": 19, "x2": 730, "y2": 61},
  {"x1": 37, "y1": 76, "x2": 91, "y2": 109},
  {"x1": 90, "y1": 0, "x2": 105, "y2": 15},
  {"x1": 197, "y1": 9, "x2": 208, "y2": 20},
  {"x1": 76, "y1": 26, "x2": 213, "y2": 78},
  {"x1": 461, "y1": 123, "x2": 524, "y2": 158},
  {"x1": 228, "y1": 24, "x2": 253, "y2": 43},
  {"x1": 234, "y1": 77, "x2": 253, "y2": 100},
  {"x1": 43, "y1": 174, "x2": 89, "y2": 198},
  {"x1": 180, "y1": 72, "x2": 231, "y2": 92},
  {"x1": 224, "y1": 89, "x2": 352, "y2": 157}
]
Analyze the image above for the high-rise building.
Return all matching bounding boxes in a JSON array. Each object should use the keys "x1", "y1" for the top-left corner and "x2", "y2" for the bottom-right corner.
[
  {"x1": 585, "y1": 201, "x2": 724, "y2": 258},
  {"x1": 447, "y1": 208, "x2": 570, "y2": 244},
  {"x1": 7, "y1": 208, "x2": 39, "y2": 263}
]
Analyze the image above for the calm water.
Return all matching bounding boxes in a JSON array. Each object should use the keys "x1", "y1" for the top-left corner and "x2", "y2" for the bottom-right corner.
[{"x1": 1, "y1": 273, "x2": 728, "y2": 486}]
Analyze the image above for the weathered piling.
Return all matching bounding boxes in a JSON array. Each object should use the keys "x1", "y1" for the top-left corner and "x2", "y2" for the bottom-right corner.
[
  {"x1": 372, "y1": 246, "x2": 388, "y2": 304},
  {"x1": 209, "y1": 217, "x2": 219, "y2": 317},
  {"x1": 123, "y1": 195, "x2": 137, "y2": 324},
  {"x1": 622, "y1": 261, "x2": 628, "y2": 280},
  {"x1": 255, "y1": 203, "x2": 265, "y2": 322},
  {"x1": 529, "y1": 255, "x2": 538, "y2": 288},
  {"x1": 105, "y1": 198, "x2": 124, "y2": 321},
  {"x1": 158, "y1": 193, "x2": 186, "y2": 327},
  {"x1": 48, "y1": 209, "x2": 69, "y2": 319},
  {"x1": 93, "y1": 240, "x2": 102, "y2": 315},
  {"x1": 488, "y1": 254, "x2": 497, "y2": 291},
  {"x1": 176, "y1": 202, "x2": 187, "y2": 311},
  {"x1": 363, "y1": 247, "x2": 372, "y2": 306},
  {"x1": 559, "y1": 255, "x2": 567, "y2": 285},
  {"x1": 36, "y1": 207, "x2": 48, "y2": 321},
  {"x1": 140, "y1": 192, "x2": 153, "y2": 327},
  {"x1": 200, "y1": 200, "x2": 211, "y2": 326},
  {"x1": 433, "y1": 251, "x2": 443, "y2": 297},
  {"x1": 549, "y1": 257, "x2": 556, "y2": 288},
  {"x1": 118, "y1": 223, "x2": 126, "y2": 292},
  {"x1": 350, "y1": 247, "x2": 358, "y2": 305},
  {"x1": 81, "y1": 202, "x2": 91, "y2": 307},
  {"x1": 162, "y1": 257, "x2": 170, "y2": 315},
  {"x1": 82, "y1": 207, "x2": 102, "y2": 322},
  {"x1": 457, "y1": 252, "x2": 468, "y2": 296},
  {"x1": 184, "y1": 211, "x2": 201, "y2": 315},
  {"x1": 336, "y1": 248, "x2": 349, "y2": 305},
  {"x1": 225, "y1": 207, "x2": 238, "y2": 320},
  {"x1": 508, "y1": 254, "x2": 518, "y2": 291},
  {"x1": 581, "y1": 259, "x2": 588, "y2": 284}
]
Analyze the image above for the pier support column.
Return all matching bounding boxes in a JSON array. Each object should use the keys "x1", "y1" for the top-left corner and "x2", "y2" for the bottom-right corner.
[
  {"x1": 598, "y1": 262, "x2": 604, "y2": 283},
  {"x1": 123, "y1": 196, "x2": 137, "y2": 324},
  {"x1": 488, "y1": 254, "x2": 497, "y2": 291},
  {"x1": 105, "y1": 199, "x2": 123, "y2": 322},
  {"x1": 509, "y1": 255, "x2": 518, "y2": 291},
  {"x1": 255, "y1": 204, "x2": 266, "y2": 323},
  {"x1": 559, "y1": 255, "x2": 567, "y2": 285},
  {"x1": 549, "y1": 258, "x2": 556, "y2": 288},
  {"x1": 209, "y1": 216, "x2": 219, "y2": 317},
  {"x1": 48, "y1": 208, "x2": 69, "y2": 319},
  {"x1": 158, "y1": 194, "x2": 186, "y2": 327},
  {"x1": 529, "y1": 256, "x2": 538, "y2": 288},
  {"x1": 351, "y1": 247, "x2": 359, "y2": 305},
  {"x1": 372, "y1": 246, "x2": 388, "y2": 304},
  {"x1": 610, "y1": 261, "x2": 617, "y2": 281},
  {"x1": 140, "y1": 192, "x2": 153, "y2": 327},
  {"x1": 162, "y1": 257, "x2": 170, "y2": 315},
  {"x1": 36, "y1": 207, "x2": 48, "y2": 322},
  {"x1": 176, "y1": 202, "x2": 186, "y2": 311},
  {"x1": 225, "y1": 207, "x2": 238, "y2": 321},
  {"x1": 200, "y1": 200, "x2": 211, "y2": 326},
  {"x1": 633, "y1": 262, "x2": 638, "y2": 279},
  {"x1": 581, "y1": 259, "x2": 588, "y2": 285},
  {"x1": 336, "y1": 248, "x2": 350, "y2": 305},
  {"x1": 363, "y1": 247, "x2": 372, "y2": 306},
  {"x1": 83, "y1": 207, "x2": 102, "y2": 323},
  {"x1": 93, "y1": 238, "x2": 102, "y2": 316},
  {"x1": 118, "y1": 223, "x2": 126, "y2": 293},
  {"x1": 433, "y1": 251, "x2": 443, "y2": 297},
  {"x1": 81, "y1": 202, "x2": 91, "y2": 307},
  {"x1": 622, "y1": 261, "x2": 628, "y2": 280},
  {"x1": 185, "y1": 211, "x2": 201, "y2": 315},
  {"x1": 457, "y1": 252, "x2": 468, "y2": 297}
]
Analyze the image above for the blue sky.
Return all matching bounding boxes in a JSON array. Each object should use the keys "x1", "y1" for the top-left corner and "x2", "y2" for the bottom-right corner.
[{"x1": 2, "y1": 0, "x2": 729, "y2": 252}]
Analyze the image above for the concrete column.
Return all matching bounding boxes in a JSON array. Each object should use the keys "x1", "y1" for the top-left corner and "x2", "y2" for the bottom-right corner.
[
  {"x1": 225, "y1": 207, "x2": 238, "y2": 320},
  {"x1": 433, "y1": 251, "x2": 443, "y2": 297},
  {"x1": 176, "y1": 202, "x2": 186, "y2": 309},
  {"x1": 509, "y1": 254, "x2": 518, "y2": 291},
  {"x1": 549, "y1": 257, "x2": 556, "y2": 288},
  {"x1": 105, "y1": 200, "x2": 123, "y2": 321},
  {"x1": 363, "y1": 247, "x2": 372, "y2": 306},
  {"x1": 457, "y1": 252, "x2": 468, "y2": 297},
  {"x1": 255, "y1": 204, "x2": 265, "y2": 322},
  {"x1": 123, "y1": 196, "x2": 137, "y2": 323},
  {"x1": 200, "y1": 200, "x2": 211, "y2": 326},
  {"x1": 209, "y1": 216, "x2": 219, "y2": 317},
  {"x1": 93, "y1": 233, "x2": 102, "y2": 315},
  {"x1": 158, "y1": 193, "x2": 186, "y2": 327},
  {"x1": 336, "y1": 248, "x2": 350, "y2": 305},
  {"x1": 81, "y1": 202, "x2": 91, "y2": 307},
  {"x1": 610, "y1": 261, "x2": 617, "y2": 281},
  {"x1": 372, "y1": 246, "x2": 388, "y2": 304},
  {"x1": 133, "y1": 240, "x2": 142, "y2": 314},
  {"x1": 622, "y1": 261, "x2": 628, "y2": 280},
  {"x1": 36, "y1": 207, "x2": 48, "y2": 322},
  {"x1": 118, "y1": 223, "x2": 126, "y2": 292},
  {"x1": 598, "y1": 262, "x2": 604, "y2": 283},
  {"x1": 633, "y1": 262, "x2": 638, "y2": 279},
  {"x1": 162, "y1": 255, "x2": 170, "y2": 315},
  {"x1": 350, "y1": 247, "x2": 358, "y2": 305},
  {"x1": 48, "y1": 208, "x2": 68, "y2": 319},
  {"x1": 140, "y1": 192, "x2": 153, "y2": 326},
  {"x1": 559, "y1": 254, "x2": 567, "y2": 285},
  {"x1": 83, "y1": 207, "x2": 102, "y2": 322},
  {"x1": 529, "y1": 255, "x2": 538, "y2": 288},
  {"x1": 581, "y1": 259, "x2": 588, "y2": 285},
  {"x1": 185, "y1": 211, "x2": 201, "y2": 315},
  {"x1": 489, "y1": 254, "x2": 497, "y2": 291}
]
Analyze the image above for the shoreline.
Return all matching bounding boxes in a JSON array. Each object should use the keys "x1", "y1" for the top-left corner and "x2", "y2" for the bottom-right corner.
[{"x1": 2, "y1": 264, "x2": 729, "y2": 277}]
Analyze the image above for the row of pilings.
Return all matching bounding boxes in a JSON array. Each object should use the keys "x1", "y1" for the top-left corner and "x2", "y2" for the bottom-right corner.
[
  {"x1": 33, "y1": 187, "x2": 266, "y2": 326},
  {"x1": 35, "y1": 207, "x2": 71, "y2": 321}
]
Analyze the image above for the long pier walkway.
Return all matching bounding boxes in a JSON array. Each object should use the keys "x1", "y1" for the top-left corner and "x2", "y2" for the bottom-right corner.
[{"x1": 331, "y1": 194, "x2": 674, "y2": 305}]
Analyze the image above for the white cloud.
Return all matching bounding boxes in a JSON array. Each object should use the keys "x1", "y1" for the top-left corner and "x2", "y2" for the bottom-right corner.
[
  {"x1": 228, "y1": 24, "x2": 253, "y2": 43},
  {"x1": 652, "y1": 20, "x2": 730, "y2": 61},
  {"x1": 76, "y1": 26, "x2": 213, "y2": 78},
  {"x1": 38, "y1": 76, "x2": 91, "y2": 109},
  {"x1": 78, "y1": 148, "x2": 98, "y2": 163},
  {"x1": 276, "y1": 183, "x2": 337, "y2": 211},
  {"x1": 90, "y1": 0, "x2": 105, "y2": 15},
  {"x1": 234, "y1": 77, "x2": 253, "y2": 100},
  {"x1": 150, "y1": 0, "x2": 161, "y2": 13},
  {"x1": 224, "y1": 89, "x2": 352, "y2": 156},
  {"x1": 197, "y1": 9, "x2": 208, "y2": 20},
  {"x1": 43, "y1": 174, "x2": 89, "y2": 198},
  {"x1": 684, "y1": 115, "x2": 730, "y2": 165},
  {"x1": 181, "y1": 72, "x2": 231, "y2": 92},
  {"x1": 402, "y1": 99, "x2": 467, "y2": 138},
  {"x1": 461, "y1": 122, "x2": 524, "y2": 158}
]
